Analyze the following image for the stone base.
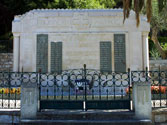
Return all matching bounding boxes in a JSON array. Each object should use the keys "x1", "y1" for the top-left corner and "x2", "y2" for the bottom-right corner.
[
  {"x1": 152, "y1": 108, "x2": 167, "y2": 123},
  {"x1": 133, "y1": 82, "x2": 152, "y2": 119},
  {"x1": 21, "y1": 83, "x2": 38, "y2": 119}
]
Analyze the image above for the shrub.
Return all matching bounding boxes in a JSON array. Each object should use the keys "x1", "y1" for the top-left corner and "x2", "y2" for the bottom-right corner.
[{"x1": 149, "y1": 37, "x2": 167, "y2": 59}]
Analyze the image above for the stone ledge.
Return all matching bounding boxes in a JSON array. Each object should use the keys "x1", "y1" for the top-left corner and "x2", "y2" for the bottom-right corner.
[
  {"x1": 152, "y1": 108, "x2": 167, "y2": 123},
  {"x1": 0, "y1": 110, "x2": 20, "y2": 115}
]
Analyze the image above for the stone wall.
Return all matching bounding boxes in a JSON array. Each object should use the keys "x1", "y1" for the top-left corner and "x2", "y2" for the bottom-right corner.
[
  {"x1": 0, "y1": 53, "x2": 13, "y2": 71},
  {"x1": 149, "y1": 60, "x2": 167, "y2": 71},
  {"x1": 1, "y1": 55, "x2": 167, "y2": 72},
  {"x1": 152, "y1": 108, "x2": 167, "y2": 124},
  {"x1": 12, "y1": 9, "x2": 150, "y2": 72}
]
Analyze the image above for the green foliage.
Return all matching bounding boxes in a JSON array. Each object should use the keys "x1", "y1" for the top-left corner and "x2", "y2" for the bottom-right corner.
[
  {"x1": 46, "y1": 0, "x2": 116, "y2": 9},
  {"x1": 150, "y1": 48, "x2": 161, "y2": 60},
  {"x1": 161, "y1": 43, "x2": 167, "y2": 51},
  {"x1": 158, "y1": 37, "x2": 167, "y2": 44},
  {"x1": 0, "y1": 40, "x2": 13, "y2": 53},
  {"x1": 151, "y1": 0, "x2": 167, "y2": 31},
  {"x1": 0, "y1": 0, "x2": 116, "y2": 13},
  {"x1": 97, "y1": 0, "x2": 116, "y2": 8},
  {"x1": 67, "y1": 0, "x2": 104, "y2": 9},
  {"x1": 0, "y1": 45, "x2": 5, "y2": 50},
  {"x1": 0, "y1": 0, "x2": 118, "y2": 53},
  {"x1": 0, "y1": 32, "x2": 13, "y2": 40},
  {"x1": 149, "y1": 37, "x2": 167, "y2": 47},
  {"x1": 149, "y1": 37, "x2": 167, "y2": 59},
  {"x1": 0, "y1": 0, "x2": 117, "y2": 40}
]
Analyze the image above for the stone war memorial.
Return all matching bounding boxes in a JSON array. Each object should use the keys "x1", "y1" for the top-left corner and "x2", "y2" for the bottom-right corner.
[
  {"x1": 10, "y1": 9, "x2": 153, "y2": 123},
  {"x1": 12, "y1": 9, "x2": 150, "y2": 72}
]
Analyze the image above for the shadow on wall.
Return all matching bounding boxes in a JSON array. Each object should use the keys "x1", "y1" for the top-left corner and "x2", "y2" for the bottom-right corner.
[{"x1": 0, "y1": 53, "x2": 13, "y2": 72}]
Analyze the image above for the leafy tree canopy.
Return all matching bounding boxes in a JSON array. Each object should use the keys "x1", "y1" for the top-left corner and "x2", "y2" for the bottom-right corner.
[{"x1": 123, "y1": 0, "x2": 167, "y2": 59}]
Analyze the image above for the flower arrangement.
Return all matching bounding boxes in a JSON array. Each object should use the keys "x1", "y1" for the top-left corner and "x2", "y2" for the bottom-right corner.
[
  {"x1": 0, "y1": 88, "x2": 21, "y2": 94},
  {"x1": 151, "y1": 86, "x2": 166, "y2": 94},
  {"x1": 125, "y1": 86, "x2": 166, "y2": 94},
  {"x1": 125, "y1": 87, "x2": 132, "y2": 94}
]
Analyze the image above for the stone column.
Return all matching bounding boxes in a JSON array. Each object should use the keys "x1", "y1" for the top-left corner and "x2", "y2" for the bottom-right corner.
[
  {"x1": 142, "y1": 32, "x2": 149, "y2": 70},
  {"x1": 21, "y1": 83, "x2": 39, "y2": 119},
  {"x1": 13, "y1": 33, "x2": 20, "y2": 72},
  {"x1": 133, "y1": 82, "x2": 152, "y2": 119}
]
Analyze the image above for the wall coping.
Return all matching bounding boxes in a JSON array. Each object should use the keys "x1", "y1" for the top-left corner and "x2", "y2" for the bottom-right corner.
[{"x1": 149, "y1": 59, "x2": 167, "y2": 64}]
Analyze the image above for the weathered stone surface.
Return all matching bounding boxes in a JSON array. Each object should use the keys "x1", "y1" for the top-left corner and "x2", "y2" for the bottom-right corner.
[
  {"x1": 133, "y1": 82, "x2": 152, "y2": 120},
  {"x1": 0, "y1": 53, "x2": 13, "y2": 71},
  {"x1": 12, "y1": 9, "x2": 150, "y2": 72},
  {"x1": 155, "y1": 114, "x2": 167, "y2": 123},
  {"x1": 150, "y1": 60, "x2": 167, "y2": 71},
  {"x1": 21, "y1": 83, "x2": 38, "y2": 119},
  {"x1": 152, "y1": 108, "x2": 167, "y2": 123}
]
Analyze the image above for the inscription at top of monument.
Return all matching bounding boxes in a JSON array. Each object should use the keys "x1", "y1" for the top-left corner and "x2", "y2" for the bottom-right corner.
[
  {"x1": 73, "y1": 13, "x2": 89, "y2": 25},
  {"x1": 37, "y1": 17, "x2": 71, "y2": 27},
  {"x1": 37, "y1": 12, "x2": 123, "y2": 28}
]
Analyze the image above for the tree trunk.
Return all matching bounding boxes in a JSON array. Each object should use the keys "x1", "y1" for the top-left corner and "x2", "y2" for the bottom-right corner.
[{"x1": 151, "y1": 27, "x2": 167, "y2": 59}]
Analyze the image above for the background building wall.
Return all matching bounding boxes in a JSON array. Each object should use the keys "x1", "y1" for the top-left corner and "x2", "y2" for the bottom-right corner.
[
  {"x1": 0, "y1": 53, "x2": 13, "y2": 71},
  {"x1": 149, "y1": 60, "x2": 167, "y2": 71}
]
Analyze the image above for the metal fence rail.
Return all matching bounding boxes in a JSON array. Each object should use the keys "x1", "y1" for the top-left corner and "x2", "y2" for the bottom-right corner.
[
  {"x1": 0, "y1": 72, "x2": 39, "y2": 109},
  {"x1": 39, "y1": 70, "x2": 130, "y2": 100},
  {"x1": 39, "y1": 69, "x2": 131, "y2": 110},
  {"x1": 0, "y1": 72, "x2": 21, "y2": 109},
  {"x1": 0, "y1": 70, "x2": 167, "y2": 109}
]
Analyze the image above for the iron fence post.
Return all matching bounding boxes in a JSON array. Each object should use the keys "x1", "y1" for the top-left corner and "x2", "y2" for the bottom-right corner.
[
  {"x1": 68, "y1": 75, "x2": 71, "y2": 100},
  {"x1": 38, "y1": 69, "x2": 41, "y2": 111},
  {"x1": 113, "y1": 73, "x2": 116, "y2": 100},
  {"x1": 83, "y1": 64, "x2": 87, "y2": 111},
  {"x1": 128, "y1": 68, "x2": 131, "y2": 102},
  {"x1": 146, "y1": 67, "x2": 148, "y2": 82},
  {"x1": 159, "y1": 66, "x2": 162, "y2": 107},
  {"x1": 8, "y1": 72, "x2": 10, "y2": 108}
]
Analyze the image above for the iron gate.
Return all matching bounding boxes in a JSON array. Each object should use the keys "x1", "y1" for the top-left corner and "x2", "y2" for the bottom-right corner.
[{"x1": 39, "y1": 65, "x2": 131, "y2": 110}]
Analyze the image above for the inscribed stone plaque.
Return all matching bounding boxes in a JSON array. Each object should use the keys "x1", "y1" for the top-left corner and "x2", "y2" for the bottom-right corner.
[
  {"x1": 114, "y1": 34, "x2": 126, "y2": 72},
  {"x1": 50, "y1": 42, "x2": 62, "y2": 73},
  {"x1": 36, "y1": 34, "x2": 48, "y2": 73},
  {"x1": 100, "y1": 41, "x2": 112, "y2": 72}
]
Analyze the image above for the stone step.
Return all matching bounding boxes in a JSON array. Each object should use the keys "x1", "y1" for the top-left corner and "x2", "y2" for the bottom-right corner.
[
  {"x1": 21, "y1": 119, "x2": 152, "y2": 125},
  {"x1": 37, "y1": 110, "x2": 136, "y2": 120},
  {"x1": 21, "y1": 110, "x2": 152, "y2": 124}
]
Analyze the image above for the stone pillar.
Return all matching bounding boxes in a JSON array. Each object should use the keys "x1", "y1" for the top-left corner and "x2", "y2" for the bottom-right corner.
[
  {"x1": 133, "y1": 82, "x2": 152, "y2": 119},
  {"x1": 129, "y1": 32, "x2": 143, "y2": 70},
  {"x1": 142, "y1": 32, "x2": 149, "y2": 70},
  {"x1": 21, "y1": 83, "x2": 38, "y2": 119},
  {"x1": 13, "y1": 33, "x2": 20, "y2": 72}
]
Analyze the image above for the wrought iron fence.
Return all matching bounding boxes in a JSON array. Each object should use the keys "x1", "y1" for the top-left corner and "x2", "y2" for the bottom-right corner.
[
  {"x1": 39, "y1": 69, "x2": 130, "y2": 100},
  {"x1": 131, "y1": 70, "x2": 167, "y2": 108},
  {"x1": 0, "y1": 70, "x2": 167, "y2": 109},
  {"x1": 0, "y1": 72, "x2": 21, "y2": 109},
  {"x1": 0, "y1": 72, "x2": 39, "y2": 109},
  {"x1": 0, "y1": 70, "x2": 131, "y2": 109},
  {"x1": 39, "y1": 69, "x2": 131, "y2": 110}
]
